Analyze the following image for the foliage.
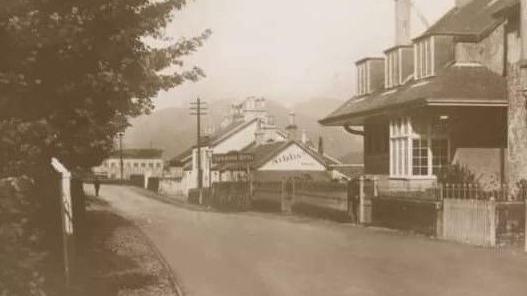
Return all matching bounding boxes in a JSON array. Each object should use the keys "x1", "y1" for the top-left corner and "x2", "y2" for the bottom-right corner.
[
  {"x1": 0, "y1": 0, "x2": 210, "y2": 173},
  {"x1": 436, "y1": 163, "x2": 476, "y2": 185},
  {"x1": 0, "y1": 1, "x2": 209, "y2": 294},
  {"x1": 0, "y1": 177, "x2": 47, "y2": 296}
]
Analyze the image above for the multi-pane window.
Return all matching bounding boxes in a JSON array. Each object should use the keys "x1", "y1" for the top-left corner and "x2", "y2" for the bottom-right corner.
[
  {"x1": 356, "y1": 62, "x2": 370, "y2": 96},
  {"x1": 385, "y1": 50, "x2": 400, "y2": 88},
  {"x1": 412, "y1": 139, "x2": 428, "y2": 176},
  {"x1": 414, "y1": 37, "x2": 434, "y2": 79},
  {"x1": 390, "y1": 116, "x2": 449, "y2": 178},
  {"x1": 390, "y1": 117, "x2": 411, "y2": 177}
]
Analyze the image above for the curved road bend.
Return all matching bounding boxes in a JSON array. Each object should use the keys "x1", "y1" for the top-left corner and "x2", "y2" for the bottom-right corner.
[{"x1": 87, "y1": 184, "x2": 527, "y2": 296}]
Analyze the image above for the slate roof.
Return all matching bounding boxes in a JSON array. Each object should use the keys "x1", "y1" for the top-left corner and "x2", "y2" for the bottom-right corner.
[
  {"x1": 417, "y1": 0, "x2": 517, "y2": 41},
  {"x1": 109, "y1": 149, "x2": 163, "y2": 159},
  {"x1": 320, "y1": 64, "x2": 507, "y2": 126},
  {"x1": 169, "y1": 118, "x2": 257, "y2": 165},
  {"x1": 217, "y1": 140, "x2": 333, "y2": 171}
]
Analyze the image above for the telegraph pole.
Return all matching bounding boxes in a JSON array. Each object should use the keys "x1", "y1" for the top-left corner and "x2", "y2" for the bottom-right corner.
[{"x1": 190, "y1": 98, "x2": 208, "y2": 204}]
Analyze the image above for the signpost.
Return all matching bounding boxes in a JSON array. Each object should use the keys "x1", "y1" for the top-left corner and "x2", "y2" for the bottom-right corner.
[{"x1": 212, "y1": 152, "x2": 254, "y2": 165}]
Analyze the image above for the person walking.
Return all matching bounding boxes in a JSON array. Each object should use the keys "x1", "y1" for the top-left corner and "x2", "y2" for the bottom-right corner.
[{"x1": 94, "y1": 178, "x2": 101, "y2": 197}]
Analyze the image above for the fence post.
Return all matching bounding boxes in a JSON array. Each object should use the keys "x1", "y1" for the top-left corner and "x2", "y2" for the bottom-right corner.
[
  {"x1": 525, "y1": 195, "x2": 527, "y2": 252},
  {"x1": 359, "y1": 176, "x2": 365, "y2": 224},
  {"x1": 489, "y1": 199, "x2": 497, "y2": 247},
  {"x1": 51, "y1": 158, "x2": 74, "y2": 287},
  {"x1": 280, "y1": 179, "x2": 292, "y2": 214}
]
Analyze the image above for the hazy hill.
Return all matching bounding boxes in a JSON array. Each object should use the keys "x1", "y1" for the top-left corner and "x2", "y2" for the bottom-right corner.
[{"x1": 123, "y1": 98, "x2": 363, "y2": 163}]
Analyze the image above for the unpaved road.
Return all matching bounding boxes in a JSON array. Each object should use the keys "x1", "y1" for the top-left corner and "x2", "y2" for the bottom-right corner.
[{"x1": 87, "y1": 184, "x2": 527, "y2": 296}]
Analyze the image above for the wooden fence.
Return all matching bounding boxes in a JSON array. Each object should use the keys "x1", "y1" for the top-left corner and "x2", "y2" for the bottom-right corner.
[
  {"x1": 439, "y1": 183, "x2": 525, "y2": 247},
  {"x1": 249, "y1": 177, "x2": 378, "y2": 222},
  {"x1": 442, "y1": 199, "x2": 497, "y2": 246}
]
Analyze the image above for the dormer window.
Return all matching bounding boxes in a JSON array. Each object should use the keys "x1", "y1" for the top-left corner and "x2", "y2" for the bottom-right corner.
[
  {"x1": 356, "y1": 61, "x2": 370, "y2": 96},
  {"x1": 385, "y1": 50, "x2": 401, "y2": 88},
  {"x1": 384, "y1": 46, "x2": 414, "y2": 89},
  {"x1": 356, "y1": 58, "x2": 385, "y2": 96},
  {"x1": 414, "y1": 37, "x2": 435, "y2": 79}
]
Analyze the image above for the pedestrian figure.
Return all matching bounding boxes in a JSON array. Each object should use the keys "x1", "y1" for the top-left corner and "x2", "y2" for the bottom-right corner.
[{"x1": 94, "y1": 178, "x2": 101, "y2": 197}]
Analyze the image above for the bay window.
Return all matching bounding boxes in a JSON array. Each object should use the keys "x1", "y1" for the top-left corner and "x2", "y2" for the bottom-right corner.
[{"x1": 390, "y1": 116, "x2": 449, "y2": 178}]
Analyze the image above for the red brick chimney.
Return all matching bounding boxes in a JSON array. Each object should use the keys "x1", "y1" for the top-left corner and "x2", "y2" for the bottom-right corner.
[{"x1": 395, "y1": 0, "x2": 411, "y2": 46}]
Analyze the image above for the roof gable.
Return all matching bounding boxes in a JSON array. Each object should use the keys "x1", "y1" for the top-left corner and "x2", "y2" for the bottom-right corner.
[
  {"x1": 257, "y1": 141, "x2": 328, "y2": 171},
  {"x1": 417, "y1": 0, "x2": 515, "y2": 41}
]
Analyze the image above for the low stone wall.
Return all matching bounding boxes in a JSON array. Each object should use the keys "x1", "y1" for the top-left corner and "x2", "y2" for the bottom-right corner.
[{"x1": 158, "y1": 177, "x2": 186, "y2": 200}]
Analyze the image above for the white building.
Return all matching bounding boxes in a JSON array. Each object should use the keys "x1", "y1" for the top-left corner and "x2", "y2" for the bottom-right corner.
[{"x1": 93, "y1": 149, "x2": 164, "y2": 180}]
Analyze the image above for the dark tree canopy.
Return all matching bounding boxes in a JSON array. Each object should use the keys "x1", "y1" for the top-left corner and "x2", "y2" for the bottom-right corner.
[{"x1": 0, "y1": 0, "x2": 210, "y2": 175}]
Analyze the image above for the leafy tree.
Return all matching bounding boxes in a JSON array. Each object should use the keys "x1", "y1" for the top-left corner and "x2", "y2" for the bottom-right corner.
[
  {"x1": 0, "y1": 1, "x2": 209, "y2": 294},
  {"x1": 0, "y1": 0, "x2": 210, "y2": 174}
]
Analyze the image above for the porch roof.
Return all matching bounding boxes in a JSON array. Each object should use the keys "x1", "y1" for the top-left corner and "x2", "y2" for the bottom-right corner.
[{"x1": 319, "y1": 64, "x2": 507, "y2": 126}]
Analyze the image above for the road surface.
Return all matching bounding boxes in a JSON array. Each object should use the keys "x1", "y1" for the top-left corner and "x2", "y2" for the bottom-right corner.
[{"x1": 87, "y1": 184, "x2": 527, "y2": 296}]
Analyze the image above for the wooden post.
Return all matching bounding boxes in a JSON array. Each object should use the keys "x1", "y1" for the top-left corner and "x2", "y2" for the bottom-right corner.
[
  {"x1": 281, "y1": 179, "x2": 292, "y2": 214},
  {"x1": 51, "y1": 158, "x2": 74, "y2": 287},
  {"x1": 359, "y1": 176, "x2": 365, "y2": 224},
  {"x1": 489, "y1": 199, "x2": 497, "y2": 247},
  {"x1": 525, "y1": 195, "x2": 527, "y2": 252}
]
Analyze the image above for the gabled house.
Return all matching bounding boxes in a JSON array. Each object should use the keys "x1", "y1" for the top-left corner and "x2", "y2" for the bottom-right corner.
[
  {"x1": 168, "y1": 97, "x2": 287, "y2": 194},
  {"x1": 320, "y1": 0, "x2": 514, "y2": 192},
  {"x1": 216, "y1": 139, "x2": 343, "y2": 183}
]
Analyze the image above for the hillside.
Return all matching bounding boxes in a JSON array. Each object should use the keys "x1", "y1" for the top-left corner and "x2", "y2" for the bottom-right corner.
[{"x1": 123, "y1": 98, "x2": 363, "y2": 163}]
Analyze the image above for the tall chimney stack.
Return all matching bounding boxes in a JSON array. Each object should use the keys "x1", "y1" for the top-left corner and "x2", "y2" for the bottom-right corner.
[
  {"x1": 395, "y1": 0, "x2": 411, "y2": 45},
  {"x1": 285, "y1": 112, "x2": 298, "y2": 140}
]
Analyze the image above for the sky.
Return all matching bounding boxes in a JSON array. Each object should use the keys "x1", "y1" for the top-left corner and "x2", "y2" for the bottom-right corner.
[{"x1": 153, "y1": 0, "x2": 454, "y2": 110}]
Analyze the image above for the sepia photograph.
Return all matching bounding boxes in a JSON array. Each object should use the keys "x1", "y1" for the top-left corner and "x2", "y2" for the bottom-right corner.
[{"x1": 2, "y1": 0, "x2": 527, "y2": 295}]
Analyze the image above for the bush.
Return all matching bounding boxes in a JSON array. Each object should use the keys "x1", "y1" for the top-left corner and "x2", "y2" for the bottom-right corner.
[{"x1": 0, "y1": 177, "x2": 47, "y2": 296}]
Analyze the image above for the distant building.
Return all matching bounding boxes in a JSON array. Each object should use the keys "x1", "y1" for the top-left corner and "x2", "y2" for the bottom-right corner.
[
  {"x1": 217, "y1": 140, "x2": 346, "y2": 183},
  {"x1": 166, "y1": 96, "x2": 352, "y2": 195},
  {"x1": 93, "y1": 149, "x2": 164, "y2": 180}
]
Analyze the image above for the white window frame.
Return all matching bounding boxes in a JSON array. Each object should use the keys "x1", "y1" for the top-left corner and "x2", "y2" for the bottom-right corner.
[
  {"x1": 389, "y1": 116, "x2": 450, "y2": 179},
  {"x1": 414, "y1": 36, "x2": 435, "y2": 80}
]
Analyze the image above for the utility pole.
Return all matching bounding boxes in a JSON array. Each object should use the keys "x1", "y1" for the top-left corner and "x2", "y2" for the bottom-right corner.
[{"x1": 190, "y1": 98, "x2": 208, "y2": 204}]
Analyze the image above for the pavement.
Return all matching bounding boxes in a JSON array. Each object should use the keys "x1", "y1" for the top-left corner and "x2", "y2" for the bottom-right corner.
[{"x1": 86, "y1": 184, "x2": 527, "y2": 296}]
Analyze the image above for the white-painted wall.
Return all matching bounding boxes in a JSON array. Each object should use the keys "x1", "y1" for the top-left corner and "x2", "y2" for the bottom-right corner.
[
  {"x1": 259, "y1": 144, "x2": 326, "y2": 171},
  {"x1": 214, "y1": 120, "x2": 259, "y2": 154},
  {"x1": 93, "y1": 157, "x2": 164, "y2": 179}
]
